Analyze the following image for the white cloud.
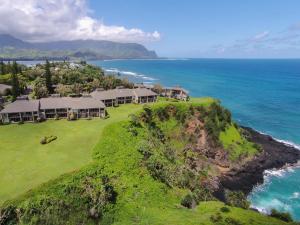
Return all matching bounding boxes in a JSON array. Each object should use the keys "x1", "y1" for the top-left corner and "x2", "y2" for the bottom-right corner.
[
  {"x1": 0, "y1": 0, "x2": 160, "y2": 43},
  {"x1": 253, "y1": 31, "x2": 269, "y2": 41}
]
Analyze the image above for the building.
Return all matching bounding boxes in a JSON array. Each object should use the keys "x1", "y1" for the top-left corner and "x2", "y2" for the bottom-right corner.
[
  {"x1": 40, "y1": 96, "x2": 105, "y2": 119},
  {"x1": 163, "y1": 86, "x2": 189, "y2": 101},
  {"x1": 0, "y1": 88, "x2": 157, "y2": 123},
  {"x1": 0, "y1": 99, "x2": 40, "y2": 123},
  {"x1": 91, "y1": 88, "x2": 158, "y2": 107},
  {"x1": 134, "y1": 88, "x2": 157, "y2": 103}
]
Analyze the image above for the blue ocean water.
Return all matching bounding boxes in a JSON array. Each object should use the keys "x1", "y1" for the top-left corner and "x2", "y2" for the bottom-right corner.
[{"x1": 90, "y1": 58, "x2": 300, "y2": 220}]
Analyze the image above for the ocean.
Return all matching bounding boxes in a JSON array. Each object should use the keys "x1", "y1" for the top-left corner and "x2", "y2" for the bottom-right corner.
[{"x1": 89, "y1": 58, "x2": 300, "y2": 220}]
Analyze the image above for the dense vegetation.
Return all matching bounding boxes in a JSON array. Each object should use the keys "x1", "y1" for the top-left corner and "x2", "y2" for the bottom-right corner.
[
  {"x1": 0, "y1": 99, "x2": 294, "y2": 225},
  {"x1": 0, "y1": 61, "x2": 134, "y2": 100}
]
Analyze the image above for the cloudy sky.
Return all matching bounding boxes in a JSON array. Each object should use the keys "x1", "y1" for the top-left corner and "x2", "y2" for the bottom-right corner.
[{"x1": 1, "y1": 0, "x2": 300, "y2": 58}]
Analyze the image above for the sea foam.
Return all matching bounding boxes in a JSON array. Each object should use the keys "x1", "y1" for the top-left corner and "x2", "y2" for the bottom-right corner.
[{"x1": 104, "y1": 68, "x2": 157, "y2": 82}]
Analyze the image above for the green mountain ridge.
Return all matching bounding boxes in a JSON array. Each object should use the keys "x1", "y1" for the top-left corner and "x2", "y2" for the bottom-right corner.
[{"x1": 0, "y1": 34, "x2": 158, "y2": 60}]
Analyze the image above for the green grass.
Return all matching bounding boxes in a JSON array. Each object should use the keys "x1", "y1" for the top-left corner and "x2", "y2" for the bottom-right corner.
[
  {"x1": 0, "y1": 103, "x2": 144, "y2": 204},
  {"x1": 0, "y1": 98, "x2": 291, "y2": 225},
  {"x1": 219, "y1": 124, "x2": 258, "y2": 161},
  {"x1": 92, "y1": 121, "x2": 288, "y2": 225}
]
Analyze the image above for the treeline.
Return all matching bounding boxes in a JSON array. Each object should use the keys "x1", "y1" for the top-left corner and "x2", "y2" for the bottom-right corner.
[
  {"x1": 0, "y1": 60, "x2": 134, "y2": 100},
  {"x1": 0, "y1": 61, "x2": 25, "y2": 100}
]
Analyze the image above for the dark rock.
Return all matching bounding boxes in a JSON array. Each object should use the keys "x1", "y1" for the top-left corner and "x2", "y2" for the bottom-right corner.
[{"x1": 217, "y1": 127, "x2": 300, "y2": 196}]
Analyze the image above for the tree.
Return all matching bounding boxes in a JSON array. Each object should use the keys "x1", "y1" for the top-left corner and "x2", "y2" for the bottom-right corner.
[
  {"x1": 11, "y1": 61, "x2": 20, "y2": 101},
  {"x1": 0, "y1": 60, "x2": 5, "y2": 75},
  {"x1": 55, "y1": 84, "x2": 72, "y2": 97},
  {"x1": 33, "y1": 77, "x2": 48, "y2": 99},
  {"x1": 153, "y1": 83, "x2": 163, "y2": 94},
  {"x1": 45, "y1": 60, "x2": 53, "y2": 94}
]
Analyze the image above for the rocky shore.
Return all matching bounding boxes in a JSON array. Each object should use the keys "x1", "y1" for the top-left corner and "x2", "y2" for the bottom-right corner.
[{"x1": 217, "y1": 127, "x2": 300, "y2": 199}]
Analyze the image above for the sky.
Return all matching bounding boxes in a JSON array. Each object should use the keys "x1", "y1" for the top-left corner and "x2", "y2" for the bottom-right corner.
[{"x1": 1, "y1": 0, "x2": 300, "y2": 58}]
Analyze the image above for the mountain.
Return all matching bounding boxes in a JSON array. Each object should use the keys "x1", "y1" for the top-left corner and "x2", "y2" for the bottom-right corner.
[{"x1": 0, "y1": 34, "x2": 158, "y2": 60}]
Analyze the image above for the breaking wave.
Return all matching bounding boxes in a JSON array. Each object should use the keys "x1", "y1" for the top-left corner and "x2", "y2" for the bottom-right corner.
[{"x1": 104, "y1": 68, "x2": 158, "y2": 82}]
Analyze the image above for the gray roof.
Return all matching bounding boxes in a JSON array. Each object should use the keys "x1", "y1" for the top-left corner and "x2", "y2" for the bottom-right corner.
[
  {"x1": 165, "y1": 87, "x2": 189, "y2": 94},
  {"x1": 0, "y1": 84, "x2": 12, "y2": 94},
  {"x1": 40, "y1": 97, "x2": 105, "y2": 110},
  {"x1": 91, "y1": 88, "x2": 134, "y2": 100},
  {"x1": 1, "y1": 100, "x2": 40, "y2": 113},
  {"x1": 133, "y1": 88, "x2": 157, "y2": 97},
  {"x1": 91, "y1": 88, "x2": 157, "y2": 100},
  {"x1": 68, "y1": 97, "x2": 106, "y2": 109}
]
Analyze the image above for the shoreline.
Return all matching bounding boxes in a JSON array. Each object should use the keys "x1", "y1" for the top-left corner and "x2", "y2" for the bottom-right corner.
[{"x1": 216, "y1": 126, "x2": 300, "y2": 200}]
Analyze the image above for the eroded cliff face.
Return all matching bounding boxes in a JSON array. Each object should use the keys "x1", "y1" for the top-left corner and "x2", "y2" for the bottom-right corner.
[
  {"x1": 133, "y1": 102, "x2": 261, "y2": 202},
  {"x1": 134, "y1": 102, "x2": 300, "y2": 205}
]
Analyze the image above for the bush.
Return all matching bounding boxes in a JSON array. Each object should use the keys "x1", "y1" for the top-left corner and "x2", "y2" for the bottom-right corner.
[
  {"x1": 37, "y1": 117, "x2": 45, "y2": 123},
  {"x1": 180, "y1": 193, "x2": 196, "y2": 209},
  {"x1": 270, "y1": 209, "x2": 293, "y2": 222},
  {"x1": 225, "y1": 190, "x2": 250, "y2": 209},
  {"x1": 68, "y1": 112, "x2": 77, "y2": 121},
  {"x1": 193, "y1": 188, "x2": 215, "y2": 202},
  {"x1": 18, "y1": 121, "x2": 24, "y2": 125},
  {"x1": 220, "y1": 206, "x2": 231, "y2": 213},
  {"x1": 224, "y1": 217, "x2": 244, "y2": 225},
  {"x1": 54, "y1": 114, "x2": 60, "y2": 120},
  {"x1": 210, "y1": 212, "x2": 223, "y2": 223},
  {"x1": 253, "y1": 143, "x2": 263, "y2": 152},
  {"x1": 40, "y1": 135, "x2": 57, "y2": 145}
]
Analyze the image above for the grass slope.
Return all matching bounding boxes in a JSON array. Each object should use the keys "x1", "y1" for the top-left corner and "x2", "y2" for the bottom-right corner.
[
  {"x1": 0, "y1": 98, "x2": 291, "y2": 225},
  {"x1": 92, "y1": 121, "x2": 288, "y2": 225},
  {"x1": 220, "y1": 124, "x2": 258, "y2": 161},
  {"x1": 0, "y1": 104, "x2": 144, "y2": 204}
]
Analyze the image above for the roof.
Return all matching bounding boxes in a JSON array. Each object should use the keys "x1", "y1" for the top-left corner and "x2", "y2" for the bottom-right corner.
[
  {"x1": 91, "y1": 88, "x2": 157, "y2": 100},
  {"x1": 1, "y1": 100, "x2": 40, "y2": 113},
  {"x1": 165, "y1": 86, "x2": 189, "y2": 94},
  {"x1": 133, "y1": 88, "x2": 158, "y2": 97},
  {"x1": 91, "y1": 88, "x2": 135, "y2": 100},
  {"x1": 68, "y1": 97, "x2": 106, "y2": 109},
  {"x1": 0, "y1": 84, "x2": 12, "y2": 94},
  {"x1": 40, "y1": 97, "x2": 105, "y2": 110}
]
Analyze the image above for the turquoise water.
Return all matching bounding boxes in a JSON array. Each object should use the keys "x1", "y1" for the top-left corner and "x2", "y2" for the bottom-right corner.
[{"x1": 90, "y1": 59, "x2": 300, "y2": 220}]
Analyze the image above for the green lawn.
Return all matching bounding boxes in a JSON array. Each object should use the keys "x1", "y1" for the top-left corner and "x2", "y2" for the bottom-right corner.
[{"x1": 0, "y1": 103, "x2": 144, "y2": 204}]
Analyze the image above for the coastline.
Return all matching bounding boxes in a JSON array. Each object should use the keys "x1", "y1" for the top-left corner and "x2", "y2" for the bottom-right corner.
[{"x1": 217, "y1": 126, "x2": 300, "y2": 200}]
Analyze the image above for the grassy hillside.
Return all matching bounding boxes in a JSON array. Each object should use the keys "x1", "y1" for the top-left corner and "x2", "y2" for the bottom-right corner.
[
  {"x1": 0, "y1": 99, "x2": 293, "y2": 225},
  {"x1": 0, "y1": 103, "x2": 144, "y2": 204}
]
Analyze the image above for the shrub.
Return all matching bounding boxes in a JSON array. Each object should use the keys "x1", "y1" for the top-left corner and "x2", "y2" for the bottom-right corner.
[
  {"x1": 210, "y1": 212, "x2": 223, "y2": 223},
  {"x1": 37, "y1": 117, "x2": 45, "y2": 123},
  {"x1": 181, "y1": 193, "x2": 196, "y2": 209},
  {"x1": 40, "y1": 135, "x2": 57, "y2": 145},
  {"x1": 40, "y1": 137, "x2": 47, "y2": 144},
  {"x1": 224, "y1": 217, "x2": 244, "y2": 225},
  {"x1": 193, "y1": 188, "x2": 215, "y2": 202},
  {"x1": 270, "y1": 209, "x2": 293, "y2": 222},
  {"x1": 220, "y1": 206, "x2": 231, "y2": 213},
  {"x1": 18, "y1": 120, "x2": 24, "y2": 125},
  {"x1": 68, "y1": 112, "x2": 77, "y2": 121},
  {"x1": 225, "y1": 190, "x2": 250, "y2": 209},
  {"x1": 54, "y1": 114, "x2": 60, "y2": 120},
  {"x1": 253, "y1": 143, "x2": 263, "y2": 152}
]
